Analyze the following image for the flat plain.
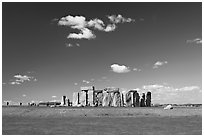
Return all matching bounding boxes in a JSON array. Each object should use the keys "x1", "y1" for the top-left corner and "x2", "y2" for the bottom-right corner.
[{"x1": 2, "y1": 106, "x2": 202, "y2": 135}]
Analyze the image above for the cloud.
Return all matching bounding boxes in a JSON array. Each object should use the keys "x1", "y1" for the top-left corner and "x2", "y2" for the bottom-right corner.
[
  {"x1": 22, "y1": 94, "x2": 26, "y2": 97},
  {"x1": 65, "y1": 43, "x2": 73, "y2": 47},
  {"x1": 14, "y1": 74, "x2": 32, "y2": 82},
  {"x1": 153, "y1": 61, "x2": 168, "y2": 69},
  {"x1": 110, "y1": 63, "x2": 130, "y2": 73},
  {"x1": 87, "y1": 18, "x2": 105, "y2": 30},
  {"x1": 143, "y1": 84, "x2": 164, "y2": 90},
  {"x1": 179, "y1": 86, "x2": 200, "y2": 91},
  {"x1": 57, "y1": 14, "x2": 135, "y2": 40},
  {"x1": 82, "y1": 80, "x2": 90, "y2": 84},
  {"x1": 52, "y1": 96, "x2": 57, "y2": 98},
  {"x1": 58, "y1": 15, "x2": 86, "y2": 29},
  {"x1": 104, "y1": 24, "x2": 116, "y2": 32},
  {"x1": 187, "y1": 38, "x2": 202, "y2": 44},
  {"x1": 68, "y1": 28, "x2": 95, "y2": 40},
  {"x1": 143, "y1": 84, "x2": 201, "y2": 103},
  {"x1": 133, "y1": 68, "x2": 141, "y2": 72},
  {"x1": 107, "y1": 14, "x2": 135, "y2": 24},
  {"x1": 10, "y1": 81, "x2": 21, "y2": 85},
  {"x1": 143, "y1": 84, "x2": 200, "y2": 93},
  {"x1": 65, "y1": 43, "x2": 80, "y2": 47},
  {"x1": 9, "y1": 74, "x2": 37, "y2": 85},
  {"x1": 74, "y1": 83, "x2": 78, "y2": 85}
]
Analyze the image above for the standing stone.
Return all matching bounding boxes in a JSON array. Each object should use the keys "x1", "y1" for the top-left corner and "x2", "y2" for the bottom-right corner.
[
  {"x1": 121, "y1": 92, "x2": 125, "y2": 107},
  {"x1": 112, "y1": 92, "x2": 121, "y2": 107},
  {"x1": 140, "y1": 93, "x2": 145, "y2": 107},
  {"x1": 72, "y1": 92, "x2": 79, "y2": 107},
  {"x1": 126, "y1": 91, "x2": 132, "y2": 107},
  {"x1": 61, "y1": 95, "x2": 66, "y2": 106},
  {"x1": 88, "y1": 90, "x2": 94, "y2": 106},
  {"x1": 79, "y1": 91, "x2": 86, "y2": 106},
  {"x1": 146, "y1": 91, "x2": 151, "y2": 107},
  {"x1": 136, "y1": 92, "x2": 140, "y2": 107},
  {"x1": 102, "y1": 92, "x2": 109, "y2": 107},
  {"x1": 93, "y1": 90, "x2": 103, "y2": 106}
]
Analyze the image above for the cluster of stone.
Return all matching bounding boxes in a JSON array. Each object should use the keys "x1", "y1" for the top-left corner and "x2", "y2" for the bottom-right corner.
[{"x1": 72, "y1": 86, "x2": 151, "y2": 107}]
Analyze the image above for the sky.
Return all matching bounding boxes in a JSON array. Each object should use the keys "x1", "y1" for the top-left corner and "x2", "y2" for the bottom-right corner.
[{"x1": 2, "y1": 2, "x2": 202, "y2": 105}]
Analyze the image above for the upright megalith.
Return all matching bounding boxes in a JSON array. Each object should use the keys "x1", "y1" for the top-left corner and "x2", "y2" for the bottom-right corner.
[
  {"x1": 72, "y1": 92, "x2": 79, "y2": 107},
  {"x1": 81, "y1": 86, "x2": 95, "y2": 106},
  {"x1": 94, "y1": 90, "x2": 103, "y2": 106},
  {"x1": 125, "y1": 91, "x2": 132, "y2": 107},
  {"x1": 61, "y1": 95, "x2": 66, "y2": 106},
  {"x1": 140, "y1": 93, "x2": 145, "y2": 107},
  {"x1": 130, "y1": 90, "x2": 137, "y2": 107},
  {"x1": 136, "y1": 92, "x2": 140, "y2": 107},
  {"x1": 79, "y1": 91, "x2": 86, "y2": 106},
  {"x1": 146, "y1": 91, "x2": 151, "y2": 107}
]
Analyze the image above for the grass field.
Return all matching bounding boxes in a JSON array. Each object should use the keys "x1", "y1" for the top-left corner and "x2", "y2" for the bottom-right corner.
[{"x1": 2, "y1": 106, "x2": 202, "y2": 135}]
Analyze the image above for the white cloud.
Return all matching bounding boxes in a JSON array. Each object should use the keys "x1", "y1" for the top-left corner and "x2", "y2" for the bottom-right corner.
[
  {"x1": 58, "y1": 15, "x2": 86, "y2": 29},
  {"x1": 14, "y1": 74, "x2": 32, "y2": 82},
  {"x1": 52, "y1": 96, "x2": 57, "y2": 98},
  {"x1": 143, "y1": 84, "x2": 164, "y2": 90},
  {"x1": 65, "y1": 43, "x2": 73, "y2": 47},
  {"x1": 153, "y1": 61, "x2": 168, "y2": 69},
  {"x1": 107, "y1": 14, "x2": 135, "y2": 24},
  {"x1": 57, "y1": 14, "x2": 135, "y2": 40},
  {"x1": 187, "y1": 38, "x2": 202, "y2": 44},
  {"x1": 179, "y1": 86, "x2": 200, "y2": 91},
  {"x1": 104, "y1": 24, "x2": 116, "y2": 32},
  {"x1": 74, "y1": 83, "x2": 78, "y2": 85},
  {"x1": 133, "y1": 68, "x2": 141, "y2": 72},
  {"x1": 82, "y1": 80, "x2": 90, "y2": 84},
  {"x1": 68, "y1": 28, "x2": 95, "y2": 40},
  {"x1": 110, "y1": 63, "x2": 130, "y2": 73},
  {"x1": 143, "y1": 84, "x2": 201, "y2": 103},
  {"x1": 87, "y1": 18, "x2": 105, "y2": 30},
  {"x1": 10, "y1": 81, "x2": 21, "y2": 85},
  {"x1": 9, "y1": 74, "x2": 37, "y2": 85}
]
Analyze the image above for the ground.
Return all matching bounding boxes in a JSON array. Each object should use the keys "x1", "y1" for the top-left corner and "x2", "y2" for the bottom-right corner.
[{"x1": 2, "y1": 106, "x2": 202, "y2": 135}]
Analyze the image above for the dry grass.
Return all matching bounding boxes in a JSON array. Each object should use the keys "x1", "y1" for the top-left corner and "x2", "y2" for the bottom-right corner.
[{"x1": 2, "y1": 106, "x2": 202, "y2": 135}]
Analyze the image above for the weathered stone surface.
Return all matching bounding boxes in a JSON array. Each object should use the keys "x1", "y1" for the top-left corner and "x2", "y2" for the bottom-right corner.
[
  {"x1": 140, "y1": 93, "x2": 145, "y2": 107},
  {"x1": 80, "y1": 86, "x2": 95, "y2": 91},
  {"x1": 88, "y1": 90, "x2": 94, "y2": 106},
  {"x1": 79, "y1": 91, "x2": 86, "y2": 106},
  {"x1": 112, "y1": 92, "x2": 121, "y2": 107},
  {"x1": 72, "y1": 92, "x2": 79, "y2": 107},
  {"x1": 125, "y1": 91, "x2": 132, "y2": 107},
  {"x1": 121, "y1": 93, "x2": 125, "y2": 107},
  {"x1": 102, "y1": 92, "x2": 109, "y2": 107},
  {"x1": 146, "y1": 91, "x2": 151, "y2": 107},
  {"x1": 136, "y1": 92, "x2": 140, "y2": 107}
]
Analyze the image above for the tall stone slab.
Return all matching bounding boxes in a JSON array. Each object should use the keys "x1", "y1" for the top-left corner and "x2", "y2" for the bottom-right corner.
[
  {"x1": 88, "y1": 90, "x2": 94, "y2": 106},
  {"x1": 146, "y1": 91, "x2": 151, "y2": 107},
  {"x1": 79, "y1": 91, "x2": 86, "y2": 106},
  {"x1": 112, "y1": 92, "x2": 121, "y2": 107},
  {"x1": 72, "y1": 92, "x2": 79, "y2": 107},
  {"x1": 102, "y1": 92, "x2": 109, "y2": 107},
  {"x1": 140, "y1": 93, "x2": 145, "y2": 107},
  {"x1": 136, "y1": 92, "x2": 140, "y2": 107},
  {"x1": 125, "y1": 91, "x2": 132, "y2": 107}
]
